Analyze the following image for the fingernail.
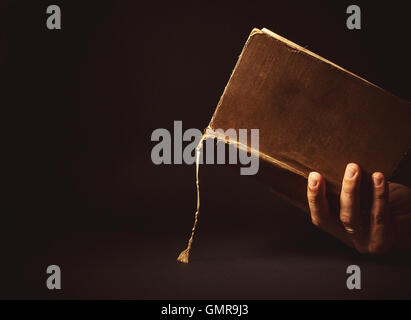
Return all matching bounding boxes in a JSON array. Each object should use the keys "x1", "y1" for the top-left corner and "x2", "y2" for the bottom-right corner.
[
  {"x1": 373, "y1": 173, "x2": 384, "y2": 187},
  {"x1": 308, "y1": 172, "x2": 319, "y2": 188},
  {"x1": 345, "y1": 164, "x2": 357, "y2": 179}
]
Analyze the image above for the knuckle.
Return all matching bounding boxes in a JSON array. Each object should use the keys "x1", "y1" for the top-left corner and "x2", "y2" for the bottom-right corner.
[
  {"x1": 307, "y1": 192, "x2": 320, "y2": 206},
  {"x1": 308, "y1": 197, "x2": 318, "y2": 206},
  {"x1": 372, "y1": 214, "x2": 384, "y2": 226},
  {"x1": 374, "y1": 188, "x2": 387, "y2": 200},
  {"x1": 339, "y1": 213, "x2": 353, "y2": 226},
  {"x1": 341, "y1": 182, "x2": 356, "y2": 198}
]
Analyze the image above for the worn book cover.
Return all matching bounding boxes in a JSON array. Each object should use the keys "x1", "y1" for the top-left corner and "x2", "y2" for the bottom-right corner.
[{"x1": 209, "y1": 27, "x2": 411, "y2": 213}]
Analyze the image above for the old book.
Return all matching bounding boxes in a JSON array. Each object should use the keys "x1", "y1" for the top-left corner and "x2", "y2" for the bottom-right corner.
[
  {"x1": 177, "y1": 27, "x2": 411, "y2": 263},
  {"x1": 209, "y1": 27, "x2": 411, "y2": 211}
]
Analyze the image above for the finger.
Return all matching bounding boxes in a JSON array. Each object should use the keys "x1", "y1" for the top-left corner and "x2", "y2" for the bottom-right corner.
[
  {"x1": 339, "y1": 163, "x2": 362, "y2": 236},
  {"x1": 307, "y1": 172, "x2": 331, "y2": 227},
  {"x1": 388, "y1": 182, "x2": 411, "y2": 216},
  {"x1": 369, "y1": 172, "x2": 391, "y2": 253},
  {"x1": 307, "y1": 172, "x2": 353, "y2": 247}
]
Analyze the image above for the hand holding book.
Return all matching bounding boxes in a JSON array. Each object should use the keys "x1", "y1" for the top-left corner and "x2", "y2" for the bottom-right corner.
[{"x1": 307, "y1": 163, "x2": 411, "y2": 253}]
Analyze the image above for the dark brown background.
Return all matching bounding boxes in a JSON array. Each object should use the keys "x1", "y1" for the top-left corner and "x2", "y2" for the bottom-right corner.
[{"x1": 1, "y1": 0, "x2": 411, "y2": 299}]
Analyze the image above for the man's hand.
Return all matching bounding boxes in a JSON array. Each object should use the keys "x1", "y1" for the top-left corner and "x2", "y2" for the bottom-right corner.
[{"x1": 307, "y1": 163, "x2": 411, "y2": 254}]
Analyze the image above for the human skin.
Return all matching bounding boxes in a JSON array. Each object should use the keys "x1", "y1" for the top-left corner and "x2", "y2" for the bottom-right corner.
[{"x1": 307, "y1": 163, "x2": 411, "y2": 253}]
